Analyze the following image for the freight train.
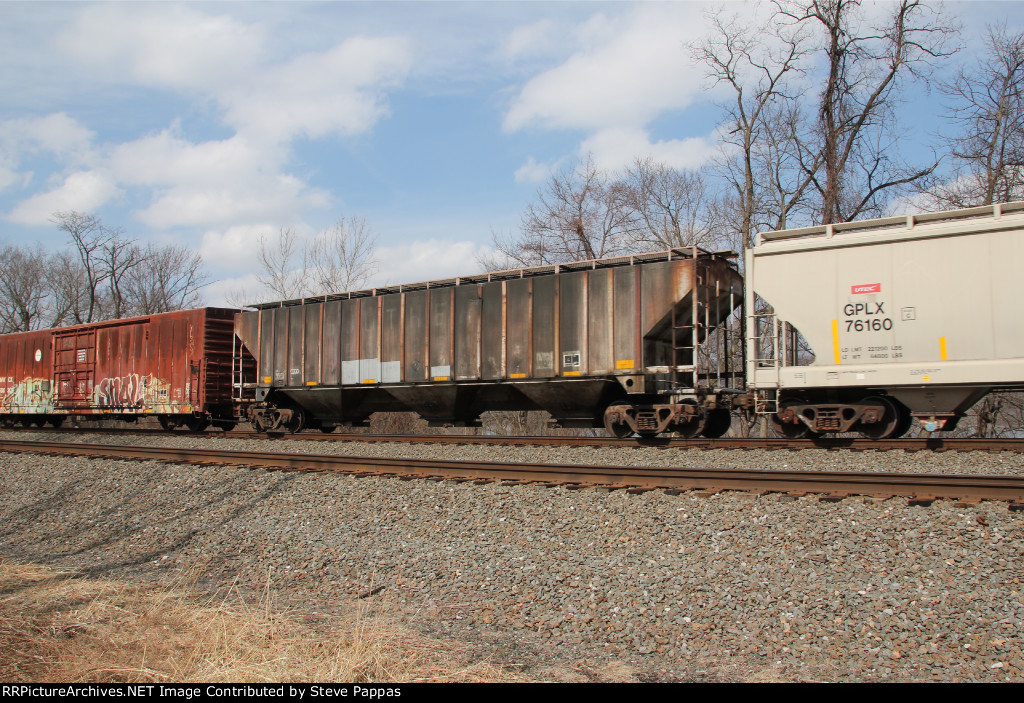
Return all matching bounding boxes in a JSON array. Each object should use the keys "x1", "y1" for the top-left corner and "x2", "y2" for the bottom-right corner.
[{"x1": 2, "y1": 201, "x2": 1022, "y2": 439}]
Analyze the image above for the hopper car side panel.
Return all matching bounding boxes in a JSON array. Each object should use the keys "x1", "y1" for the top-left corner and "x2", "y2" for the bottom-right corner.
[{"x1": 237, "y1": 250, "x2": 744, "y2": 436}]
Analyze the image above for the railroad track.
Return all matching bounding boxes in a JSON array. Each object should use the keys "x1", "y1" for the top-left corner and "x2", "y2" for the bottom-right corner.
[
  {"x1": 3, "y1": 439, "x2": 1023, "y2": 507},
  {"x1": 6, "y1": 425, "x2": 1024, "y2": 452}
]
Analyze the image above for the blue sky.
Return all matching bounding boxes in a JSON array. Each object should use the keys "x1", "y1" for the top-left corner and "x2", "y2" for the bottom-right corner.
[{"x1": 0, "y1": 1, "x2": 1019, "y2": 304}]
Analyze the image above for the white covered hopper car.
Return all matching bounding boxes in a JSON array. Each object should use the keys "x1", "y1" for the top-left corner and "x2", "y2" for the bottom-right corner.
[{"x1": 746, "y1": 201, "x2": 1024, "y2": 437}]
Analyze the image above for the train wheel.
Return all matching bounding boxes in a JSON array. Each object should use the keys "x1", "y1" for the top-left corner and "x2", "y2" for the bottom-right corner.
[
  {"x1": 669, "y1": 400, "x2": 705, "y2": 438},
  {"x1": 158, "y1": 415, "x2": 179, "y2": 431},
  {"x1": 701, "y1": 409, "x2": 732, "y2": 438},
  {"x1": 673, "y1": 416, "x2": 706, "y2": 438},
  {"x1": 859, "y1": 396, "x2": 909, "y2": 440},
  {"x1": 213, "y1": 421, "x2": 237, "y2": 432},
  {"x1": 185, "y1": 416, "x2": 210, "y2": 432},
  {"x1": 602, "y1": 404, "x2": 634, "y2": 438},
  {"x1": 770, "y1": 404, "x2": 811, "y2": 438},
  {"x1": 319, "y1": 424, "x2": 336, "y2": 434},
  {"x1": 48, "y1": 416, "x2": 65, "y2": 428},
  {"x1": 285, "y1": 407, "x2": 306, "y2": 433}
]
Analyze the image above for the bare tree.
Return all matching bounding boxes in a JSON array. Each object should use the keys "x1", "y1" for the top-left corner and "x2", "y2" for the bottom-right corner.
[
  {"x1": 692, "y1": 9, "x2": 813, "y2": 248},
  {"x1": 305, "y1": 216, "x2": 378, "y2": 294},
  {"x1": 51, "y1": 210, "x2": 111, "y2": 323},
  {"x1": 777, "y1": 0, "x2": 958, "y2": 223},
  {"x1": 489, "y1": 156, "x2": 638, "y2": 268},
  {"x1": 0, "y1": 245, "x2": 51, "y2": 332},
  {"x1": 255, "y1": 227, "x2": 307, "y2": 300},
  {"x1": 622, "y1": 159, "x2": 730, "y2": 251},
  {"x1": 101, "y1": 229, "x2": 143, "y2": 319},
  {"x1": 925, "y1": 24, "x2": 1024, "y2": 209},
  {"x1": 47, "y1": 251, "x2": 91, "y2": 327},
  {"x1": 124, "y1": 243, "x2": 208, "y2": 315}
]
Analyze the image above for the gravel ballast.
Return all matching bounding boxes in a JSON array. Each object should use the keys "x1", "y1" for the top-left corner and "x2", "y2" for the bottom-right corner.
[{"x1": 1, "y1": 432, "x2": 1022, "y2": 682}]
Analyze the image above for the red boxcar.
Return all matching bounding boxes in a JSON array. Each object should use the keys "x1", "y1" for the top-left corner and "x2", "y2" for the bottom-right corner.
[{"x1": 0, "y1": 308, "x2": 238, "y2": 430}]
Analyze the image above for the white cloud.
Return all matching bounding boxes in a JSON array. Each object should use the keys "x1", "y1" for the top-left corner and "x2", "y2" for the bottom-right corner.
[
  {"x1": 0, "y1": 112, "x2": 96, "y2": 158},
  {"x1": 371, "y1": 239, "x2": 492, "y2": 286},
  {"x1": 503, "y1": 6, "x2": 714, "y2": 133},
  {"x1": 56, "y1": 4, "x2": 265, "y2": 93},
  {"x1": 138, "y1": 176, "x2": 330, "y2": 230},
  {"x1": 580, "y1": 127, "x2": 719, "y2": 172},
  {"x1": 0, "y1": 161, "x2": 18, "y2": 192},
  {"x1": 59, "y1": 6, "x2": 413, "y2": 147},
  {"x1": 0, "y1": 113, "x2": 98, "y2": 195},
  {"x1": 7, "y1": 170, "x2": 120, "y2": 225},
  {"x1": 106, "y1": 129, "x2": 329, "y2": 228},
  {"x1": 501, "y1": 20, "x2": 555, "y2": 61},
  {"x1": 200, "y1": 223, "x2": 304, "y2": 276},
  {"x1": 514, "y1": 156, "x2": 560, "y2": 183},
  {"x1": 1, "y1": 7, "x2": 415, "y2": 232},
  {"x1": 222, "y1": 36, "x2": 413, "y2": 143},
  {"x1": 109, "y1": 130, "x2": 275, "y2": 187}
]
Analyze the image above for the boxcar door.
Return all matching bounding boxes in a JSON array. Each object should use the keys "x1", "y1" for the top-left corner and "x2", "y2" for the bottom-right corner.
[{"x1": 53, "y1": 330, "x2": 96, "y2": 408}]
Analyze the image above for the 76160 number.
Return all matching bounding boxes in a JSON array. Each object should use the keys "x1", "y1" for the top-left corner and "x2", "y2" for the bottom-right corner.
[{"x1": 846, "y1": 318, "x2": 893, "y2": 332}]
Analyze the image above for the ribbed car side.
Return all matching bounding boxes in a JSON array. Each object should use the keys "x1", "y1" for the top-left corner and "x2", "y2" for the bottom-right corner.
[
  {"x1": 233, "y1": 249, "x2": 745, "y2": 437},
  {"x1": 0, "y1": 308, "x2": 238, "y2": 430}
]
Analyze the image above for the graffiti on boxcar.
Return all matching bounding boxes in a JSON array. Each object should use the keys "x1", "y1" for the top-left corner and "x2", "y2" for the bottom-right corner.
[
  {"x1": 0, "y1": 377, "x2": 54, "y2": 413},
  {"x1": 93, "y1": 373, "x2": 175, "y2": 410},
  {"x1": 92, "y1": 370, "x2": 174, "y2": 409},
  {"x1": 95, "y1": 373, "x2": 147, "y2": 408}
]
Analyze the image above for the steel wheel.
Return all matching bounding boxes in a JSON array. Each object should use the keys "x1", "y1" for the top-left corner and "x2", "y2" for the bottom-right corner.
[
  {"x1": 770, "y1": 403, "x2": 811, "y2": 438},
  {"x1": 285, "y1": 406, "x2": 306, "y2": 433},
  {"x1": 859, "y1": 396, "x2": 908, "y2": 440},
  {"x1": 185, "y1": 415, "x2": 210, "y2": 432},
  {"x1": 701, "y1": 409, "x2": 732, "y2": 438},
  {"x1": 672, "y1": 402, "x2": 705, "y2": 438},
  {"x1": 602, "y1": 404, "x2": 634, "y2": 438}
]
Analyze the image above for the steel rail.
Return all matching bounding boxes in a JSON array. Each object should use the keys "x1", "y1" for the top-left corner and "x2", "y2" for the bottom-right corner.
[
  {"x1": 7, "y1": 426, "x2": 1024, "y2": 452},
  {"x1": 2, "y1": 439, "x2": 1023, "y2": 504}
]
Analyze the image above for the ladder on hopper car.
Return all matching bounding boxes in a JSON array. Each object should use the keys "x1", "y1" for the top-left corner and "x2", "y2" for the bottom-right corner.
[
  {"x1": 669, "y1": 254, "x2": 743, "y2": 397},
  {"x1": 745, "y1": 307, "x2": 801, "y2": 414}
]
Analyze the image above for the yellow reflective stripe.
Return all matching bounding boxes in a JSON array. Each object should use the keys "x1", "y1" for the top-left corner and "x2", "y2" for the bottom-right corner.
[
  {"x1": 832, "y1": 320, "x2": 841, "y2": 365},
  {"x1": 939, "y1": 337, "x2": 948, "y2": 361}
]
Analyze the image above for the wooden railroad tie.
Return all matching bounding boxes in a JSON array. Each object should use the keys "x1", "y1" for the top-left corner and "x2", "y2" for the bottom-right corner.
[{"x1": 954, "y1": 497, "x2": 982, "y2": 508}]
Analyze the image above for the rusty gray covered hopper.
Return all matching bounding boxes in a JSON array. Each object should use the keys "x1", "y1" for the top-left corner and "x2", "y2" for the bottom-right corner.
[{"x1": 236, "y1": 248, "x2": 742, "y2": 428}]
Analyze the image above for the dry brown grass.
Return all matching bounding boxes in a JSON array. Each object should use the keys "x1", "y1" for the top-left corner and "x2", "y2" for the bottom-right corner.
[{"x1": 0, "y1": 559, "x2": 530, "y2": 683}]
